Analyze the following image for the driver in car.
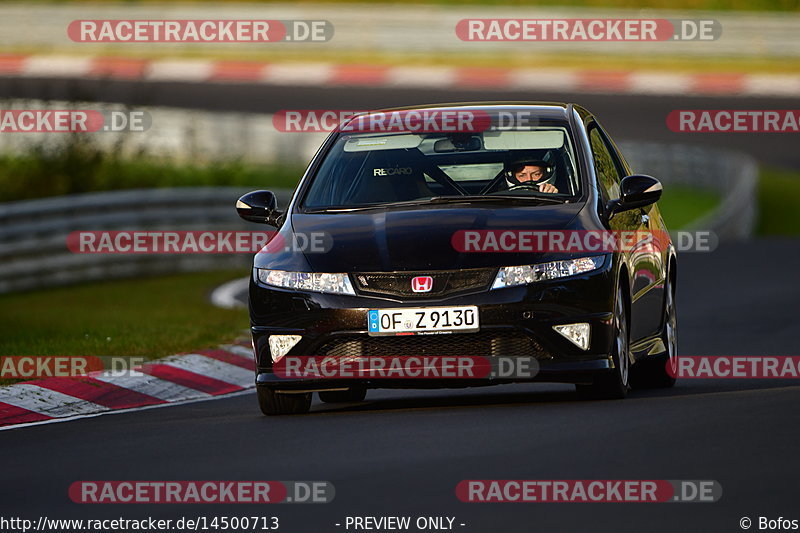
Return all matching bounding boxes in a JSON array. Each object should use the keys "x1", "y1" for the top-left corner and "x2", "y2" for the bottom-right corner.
[{"x1": 505, "y1": 160, "x2": 559, "y2": 193}]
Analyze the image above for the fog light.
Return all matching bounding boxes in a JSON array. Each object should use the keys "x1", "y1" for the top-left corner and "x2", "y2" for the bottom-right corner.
[
  {"x1": 268, "y1": 335, "x2": 302, "y2": 362},
  {"x1": 553, "y1": 323, "x2": 590, "y2": 350}
]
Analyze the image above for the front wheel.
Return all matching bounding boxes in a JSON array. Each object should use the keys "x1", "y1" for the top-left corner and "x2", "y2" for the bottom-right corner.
[
  {"x1": 576, "y1": 285, "x2": 631, "y2": 400},
  {"x1": 257, "y1": 387, "x2": 311, "y2": 415},
  {"x1": 631, "y1": 274, "x2": 677, "y2": 389}
]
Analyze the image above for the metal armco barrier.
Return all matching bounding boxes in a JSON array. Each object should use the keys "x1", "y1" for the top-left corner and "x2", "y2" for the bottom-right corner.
[
  {"x1": 619, "y1": 141, "x2": 757, "y2": 240},
  {"x1": 0, "y1": 187, "x2": 291, "y2": 294}
]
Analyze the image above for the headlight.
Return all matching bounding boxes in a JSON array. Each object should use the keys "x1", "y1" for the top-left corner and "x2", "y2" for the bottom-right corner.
[
  {"x1": 492, "y1": 256, "x2": 605, "y2": 289},
  {"x1": 256, "y1": 269, "x2": 356, "y2": 295}
]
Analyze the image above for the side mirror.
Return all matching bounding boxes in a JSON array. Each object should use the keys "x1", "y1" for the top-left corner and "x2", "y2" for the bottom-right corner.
[
  {"x1": 236, "y1": 190, "x2": 282, "y2": 225},
  {"x1": 607, "y1": 175, "x2": 662, "y2": 216}
]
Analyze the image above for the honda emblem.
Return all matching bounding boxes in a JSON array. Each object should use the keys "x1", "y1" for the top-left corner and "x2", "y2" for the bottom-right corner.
[{"x1": 411, "y1": 276, "x2": 433, "y2": 293}]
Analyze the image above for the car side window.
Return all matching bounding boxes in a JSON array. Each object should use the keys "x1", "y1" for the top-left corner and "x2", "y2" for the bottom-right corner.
[{"x1": 588, "y1": 126, "x2": 622, "y2": 203}]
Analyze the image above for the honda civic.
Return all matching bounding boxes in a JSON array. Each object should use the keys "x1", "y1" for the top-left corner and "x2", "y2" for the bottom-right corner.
[{"x1": 236, "y1": 103, "x2": 678, "y2": 415}]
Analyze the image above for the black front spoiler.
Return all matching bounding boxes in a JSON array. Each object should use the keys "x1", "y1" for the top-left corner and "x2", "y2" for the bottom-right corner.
[{"x1": 256, "y1": 357, "x2": 614, "y2": 392}]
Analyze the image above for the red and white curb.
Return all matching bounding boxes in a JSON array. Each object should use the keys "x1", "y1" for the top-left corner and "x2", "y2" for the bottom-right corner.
[
  {"x1": 0, "y1": 342, "x2": 255, "y2": 430},
  {"x1": 1, "y1": 54, "x2": 798, "y2": 97}
]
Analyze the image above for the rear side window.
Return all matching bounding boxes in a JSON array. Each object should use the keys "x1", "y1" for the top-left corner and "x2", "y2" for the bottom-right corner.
[{"x1": 588, "y1": 126, "x2": 623, "y2": 203}]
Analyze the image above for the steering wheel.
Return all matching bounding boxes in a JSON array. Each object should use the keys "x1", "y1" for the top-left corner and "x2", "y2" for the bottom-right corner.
[{"x1": 506, "y1": 183, "x2": 541, "y2": 192}]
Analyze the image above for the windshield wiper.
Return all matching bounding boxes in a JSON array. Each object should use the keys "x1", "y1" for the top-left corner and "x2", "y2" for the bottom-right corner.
[
  {"x1": 304, "y1": 199, "x2": 435, "y2": 213},
  {"x1": 304, "y1": 195, "x2": 566, "y2": 213},
  {"x1": 426, "y1": 195, "x2": 566, "y2": 205}
]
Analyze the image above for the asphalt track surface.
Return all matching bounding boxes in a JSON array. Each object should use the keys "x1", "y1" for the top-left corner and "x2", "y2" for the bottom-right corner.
[
  {"x1": 3, "y1": 240, "x2": 800, "y2": 532},
  {"x1": 1, "y1": 79, "x2": 799, "y2": 532}
]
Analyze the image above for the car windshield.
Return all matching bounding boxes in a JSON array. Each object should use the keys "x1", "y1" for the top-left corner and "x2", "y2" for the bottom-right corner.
[{"x1": 301, "y1": 125, "x2": 580, "y2": 210}]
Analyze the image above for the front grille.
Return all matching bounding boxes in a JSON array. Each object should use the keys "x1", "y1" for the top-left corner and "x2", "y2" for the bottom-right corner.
[
  {"x1": 352, "y1": 268, "x2": 496, "y2": 299},
  {"x1": 316, "y1": 332, "x2": 552, "y2": 360}
]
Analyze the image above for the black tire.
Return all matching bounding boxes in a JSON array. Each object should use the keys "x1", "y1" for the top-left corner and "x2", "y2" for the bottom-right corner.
[
  {"x1": 318, "y1": 387, "x2": 367, "y2": 403},
  {"x1": 576, "y1": 284, "x2": 631, "y2": 400},
  {"x1": 257, "y1": 387, "x2": 312, "y2": 415},
  {"x1": 631, "y1": 274, "x2": 678, "y2": 389}
]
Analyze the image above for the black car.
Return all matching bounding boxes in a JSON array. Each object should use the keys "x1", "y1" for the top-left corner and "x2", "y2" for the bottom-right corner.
[{"x1": 236, "y1": 103, "x2": 678, "y2": 415}]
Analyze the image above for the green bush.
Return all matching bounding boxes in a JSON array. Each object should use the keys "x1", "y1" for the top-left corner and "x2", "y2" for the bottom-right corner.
[{"x1": 0, "y1": 136, "x2": 304, "y2": 202}]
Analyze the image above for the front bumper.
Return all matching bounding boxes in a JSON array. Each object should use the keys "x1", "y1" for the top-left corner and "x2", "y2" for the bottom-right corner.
[{"x1": 249, "y1": 258, "x2": 617, "y2": 390}]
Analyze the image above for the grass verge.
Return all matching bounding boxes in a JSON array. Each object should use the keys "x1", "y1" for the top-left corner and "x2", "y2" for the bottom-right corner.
[
  {"x1": 657, "y1": 184, "x2": 721, "y2": 230},
  {"x1": 757, "y1": 167, "x2": 800, "y2": 235},
  {"x1": 0, "y1": 269, "x2": 249, "y2": 361},
  {"x1": 0, "y1": 143, "x2": 304, "y2": 202}
]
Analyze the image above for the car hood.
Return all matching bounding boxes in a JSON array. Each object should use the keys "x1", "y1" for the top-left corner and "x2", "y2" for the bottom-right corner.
[{"x1": 274, "y1": 203, "x2": 587, "y2": 272}]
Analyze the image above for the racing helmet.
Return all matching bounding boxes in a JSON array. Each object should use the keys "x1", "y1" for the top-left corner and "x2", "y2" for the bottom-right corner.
[{"x1": 504, "y1": 157, "x2": 556, "y2": 188}]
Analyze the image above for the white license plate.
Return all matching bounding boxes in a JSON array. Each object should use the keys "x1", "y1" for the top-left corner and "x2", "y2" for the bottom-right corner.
[{"x1": 367, "y1": 306, "x2": 479, "y2": 336}]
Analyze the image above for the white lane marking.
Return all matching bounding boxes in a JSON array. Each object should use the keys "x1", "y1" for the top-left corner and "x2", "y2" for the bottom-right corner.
[
  {"x1": 508, "y1": 69, "x2": 580, "y2": 91},
  {"x1": 22, "y1": 56, "x2": 93, "y2": 77},
  {"x1": 5, "y1": 55, "x2": 793, "y2": 98},
  {"x1": 387, "y1": 66, "x2": 456, "y2": 88},
  {"x1": 0, "y1": 389, "x2": 254, "y2": 433},
  {"x1": 629, "y1": 73, "x2": 692, "y2": 95},
  {"x1": 265, "y1": 63, "x2": 334, "y2": 85},
  {"x1": 93, "y1": 371, "x2": 210, "y2": 401},
  {"x1": 0, "y1": 384, "x2": 108, "y2": 417},
  {"x1": 146, "y1": 59, "x2": 214, "y2": 82},
  {"x1": 160, "y1": 354, "x2": 253, "y2": 388},
  {"x1": 210, "y1": 277, "x2": 248, "y2": 309},
  {"x1": 742, "y1": 74, "x2": 800, "y2": 96}
]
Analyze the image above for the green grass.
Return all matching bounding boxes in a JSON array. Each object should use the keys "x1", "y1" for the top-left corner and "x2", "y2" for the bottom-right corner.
[
  {"x1": 657, "y1": 184, "x2": 721, "y2": 230},
  {"x1": 0, "y1": 141, "x2": 304, "y2": 202},
  {"x1": 757, "y1": 167, "x2": 800, "y2": 235},
  {"x1": 0, "y1": 270, "x2": 249, "y2": 362}
]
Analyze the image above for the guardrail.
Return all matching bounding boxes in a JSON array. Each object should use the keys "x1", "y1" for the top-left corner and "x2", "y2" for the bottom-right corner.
[
  {"x1": 1, "y1": 3, "x2": 798, "y2": 58},
  {"x1": 619, "y1": 141, "x2": 758, "y2": 240},
  {"x1": 0, "y1": 141, "x2": 756, "y2": 295},
  {"x1": 0, "y1": 187, "x2": 292, "y2": 294}
]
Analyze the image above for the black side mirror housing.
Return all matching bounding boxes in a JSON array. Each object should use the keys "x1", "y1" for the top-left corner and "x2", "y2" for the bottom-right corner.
[
  {"x1": 236, "y1": 190, "x2": 282, "y2": 225},
  {"x1": 607, "y1": 175, "x2": 662, "y2": 216}
]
